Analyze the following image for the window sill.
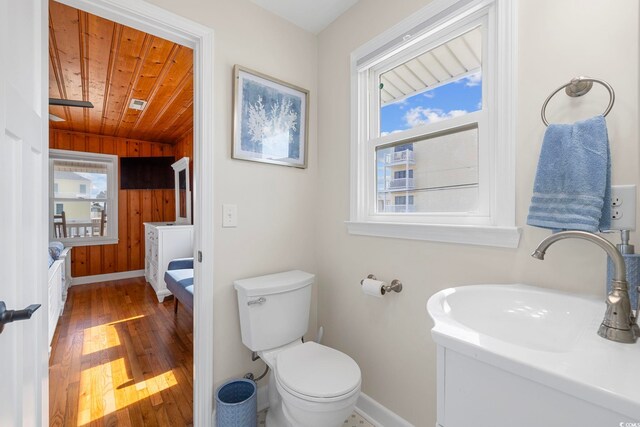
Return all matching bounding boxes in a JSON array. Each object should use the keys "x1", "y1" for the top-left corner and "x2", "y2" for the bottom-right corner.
[
  {"x1": 54, "y1": 238, "x2": 119, "y2": 247},
  {"x1": 345, "y1": 221, "x2": 521, "y2": 248}
]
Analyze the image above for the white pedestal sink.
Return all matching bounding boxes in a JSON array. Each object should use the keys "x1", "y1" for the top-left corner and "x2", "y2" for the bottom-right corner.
[{"x1": 427, "y1": 284, "x2": 640, "y2": 427}]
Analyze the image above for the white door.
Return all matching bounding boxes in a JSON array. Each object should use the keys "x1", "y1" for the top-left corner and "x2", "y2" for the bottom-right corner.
[{"x1": 0, "y1": 0, "x2": 49, "y2": 425}]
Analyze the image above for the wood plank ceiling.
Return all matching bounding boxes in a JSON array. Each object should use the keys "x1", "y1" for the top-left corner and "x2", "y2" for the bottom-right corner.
[{"x1": 48, "y1": 1, "x2": 193, "y2": 144}]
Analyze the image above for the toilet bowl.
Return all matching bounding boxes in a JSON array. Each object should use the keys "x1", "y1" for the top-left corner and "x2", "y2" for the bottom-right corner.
[
  {"x1": 262, "y1": 341, "x2": 361, "y2": 427},
  {"x1": 233, "y1": 271, "x2": 362, "y2": 427}
]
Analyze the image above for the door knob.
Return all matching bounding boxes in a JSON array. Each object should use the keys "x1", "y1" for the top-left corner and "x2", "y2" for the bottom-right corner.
[{"x1": 0, "y1": 301, "x2": 41, "y2": 334}]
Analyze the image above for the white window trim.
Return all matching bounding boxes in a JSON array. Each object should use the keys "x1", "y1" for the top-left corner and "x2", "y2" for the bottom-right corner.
[
  {"x1": 50, "y1": 149, "x2": 119, "y2": 246},
  {"x1": 348, "y1": 0, "x2": 519, "y2": 248}
]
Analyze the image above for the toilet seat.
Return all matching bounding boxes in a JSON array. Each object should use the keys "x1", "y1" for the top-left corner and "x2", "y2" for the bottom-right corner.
[{"x1": 275, "y1": 342, "x2": 361, "y2": 401}]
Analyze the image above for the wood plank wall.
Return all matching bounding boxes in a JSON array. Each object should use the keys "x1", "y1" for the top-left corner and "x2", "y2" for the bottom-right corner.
[
  {"x1": 50, "y1": 129, "x2": 181, "y2": 277},
  {"x1": 174, "y1": 129, "x2": 194, "y2": 184},
  {"x1": 174, "y1": 129, "x2": 193, "y2": 161}
]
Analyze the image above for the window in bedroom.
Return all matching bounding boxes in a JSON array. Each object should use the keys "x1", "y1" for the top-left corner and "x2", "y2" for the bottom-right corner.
[
  {"x1": 348, "y1": 0, "x2": 518, "y2": 248},
  {"x1": 50, "y1": 149, "x2": 118, "y2": 246}
]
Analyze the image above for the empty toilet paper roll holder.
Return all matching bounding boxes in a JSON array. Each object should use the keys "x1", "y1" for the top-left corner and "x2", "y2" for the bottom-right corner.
[{"x1": 360, "y1": 274, "x2": 403, "y2": 295}]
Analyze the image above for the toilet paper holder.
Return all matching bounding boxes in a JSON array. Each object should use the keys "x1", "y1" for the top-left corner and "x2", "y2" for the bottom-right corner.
[{"x1": 360, "y1": 274, "x2": 403, "y2": 295}]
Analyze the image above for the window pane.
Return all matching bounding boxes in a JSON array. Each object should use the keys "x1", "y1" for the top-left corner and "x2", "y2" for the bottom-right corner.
[
  {"x1": 51, "y1": 155, "x2": 112, "y2": 242},
  {"x1": 379, "y1": 27, "x2": 482, "y2": 136},
  {"x1": 376, "y1": 126, "x2": 479, "y2": 213},
  {"x1": 53, "y1": 160, "x2": 108, "y2": 200}
]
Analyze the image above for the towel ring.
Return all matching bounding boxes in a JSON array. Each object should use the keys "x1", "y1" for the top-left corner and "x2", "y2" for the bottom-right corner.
[{"x1": 540, "y1": 76, "x2": 615, "y2": 126}]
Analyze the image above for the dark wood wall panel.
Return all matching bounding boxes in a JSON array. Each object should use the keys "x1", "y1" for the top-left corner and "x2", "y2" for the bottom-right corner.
[{"x1": 50, "y1": 129, "x2": 177, "y2": 277}]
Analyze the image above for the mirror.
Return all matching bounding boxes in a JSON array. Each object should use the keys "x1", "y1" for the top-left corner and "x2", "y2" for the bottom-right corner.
[{"x1": 171, "y1": 157, "x2": 191, "y2": 224}]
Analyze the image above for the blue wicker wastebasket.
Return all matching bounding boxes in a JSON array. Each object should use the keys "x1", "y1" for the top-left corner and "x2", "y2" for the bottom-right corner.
[{"x1": 215, "y1": 378, "x2": 257, "y2": 427}]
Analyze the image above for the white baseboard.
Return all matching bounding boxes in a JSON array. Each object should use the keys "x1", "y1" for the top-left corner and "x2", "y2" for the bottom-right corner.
[
  {"x1": 355, "y1": 392, "x2": 414, "y2": 427},
  {"x1": 71, "y1": 269, "x2": 145, "y2": 286},
  {"x1": 253, "y1": 389, "x2": 412, "y2": 427}
]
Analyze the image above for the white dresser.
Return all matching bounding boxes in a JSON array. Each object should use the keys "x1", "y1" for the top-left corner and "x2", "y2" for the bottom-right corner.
[{"x1": 144, "y1": 222, "x2": 194, "y2": 302}]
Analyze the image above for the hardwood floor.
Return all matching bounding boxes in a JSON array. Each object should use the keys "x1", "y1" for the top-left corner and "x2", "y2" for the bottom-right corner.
[{"x1": 49, "y1": 277, "x2": 193, "y2": 427}]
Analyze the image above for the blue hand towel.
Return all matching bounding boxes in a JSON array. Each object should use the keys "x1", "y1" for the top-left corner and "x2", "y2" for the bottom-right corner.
[{"x1": 527, "y1": 115, "x2": 611, "y2": 232}]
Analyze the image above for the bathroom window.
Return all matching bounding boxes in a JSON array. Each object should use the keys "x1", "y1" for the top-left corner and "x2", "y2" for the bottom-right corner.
[{"x1": 348, "y1": 0, "x2": 519, "y2": 247}]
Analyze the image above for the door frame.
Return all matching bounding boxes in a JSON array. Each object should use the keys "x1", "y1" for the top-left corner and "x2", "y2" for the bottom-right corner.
[{"x1": 49, "y1": 0, "x2": 215, "y2": 424}]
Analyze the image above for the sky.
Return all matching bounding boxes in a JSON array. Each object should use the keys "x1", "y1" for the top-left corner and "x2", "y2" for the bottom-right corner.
[
  {"x1": 78, "y1": 172, "x2": 107, "y2": 198},
  {"x1": 377, "y1": 72, "x2": 482, "y2": 193},
  {"x1": 380, "y1": 72, "x2": 482, "y2": 135}
]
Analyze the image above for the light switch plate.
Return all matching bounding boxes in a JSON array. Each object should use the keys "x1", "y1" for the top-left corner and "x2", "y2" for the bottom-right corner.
[{"x1": 222, "y1": 204, "x2": 237, "y2": 228}]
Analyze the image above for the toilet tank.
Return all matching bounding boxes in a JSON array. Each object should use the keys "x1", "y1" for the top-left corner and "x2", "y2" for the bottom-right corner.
[{"x1": 234, "y1": 270, "x2": 314, "y2": 352}]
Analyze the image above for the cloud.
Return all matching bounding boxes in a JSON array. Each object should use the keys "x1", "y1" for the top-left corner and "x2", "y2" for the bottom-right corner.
[
  {"x1": 463, "y1": 71, "x2": 482, "y2": 87},
  {"x1": 404, "y1": 107, "x2": 468, "y2": 127},
  {"x1": 389, "y1": 98, "x2": 409, "y2": 110},
  {"x1": 380, "y1": 129, "x2": 405, "y2": 137}
]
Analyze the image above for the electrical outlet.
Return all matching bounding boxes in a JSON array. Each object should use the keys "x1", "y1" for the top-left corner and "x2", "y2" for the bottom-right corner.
[{"x1": 609, "y1": 185, "x2": 636, "y2": 230}]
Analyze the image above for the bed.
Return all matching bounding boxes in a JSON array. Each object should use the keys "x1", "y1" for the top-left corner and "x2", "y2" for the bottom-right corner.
[{"x1": 164, "y1": 257, "x2": 194, "y2": 314}]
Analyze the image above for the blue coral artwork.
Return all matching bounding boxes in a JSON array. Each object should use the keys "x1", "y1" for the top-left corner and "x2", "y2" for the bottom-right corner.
[{"x1": 233, "y1": 66, "x2": 308, "y2": 168}]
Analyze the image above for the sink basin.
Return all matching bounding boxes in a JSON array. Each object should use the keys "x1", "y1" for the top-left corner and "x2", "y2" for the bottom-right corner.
[
  {"x1": 430, "y1": 284, "x2": 597, "y2": 352},
  {"x1": 427, "y1": 284, "x2": 640, "y2": 423}
]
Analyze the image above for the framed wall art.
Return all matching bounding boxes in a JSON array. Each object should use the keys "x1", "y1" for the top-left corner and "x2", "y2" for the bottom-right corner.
[{"x1": 232, "y1": 65, "x2": 309, "y2": 168}]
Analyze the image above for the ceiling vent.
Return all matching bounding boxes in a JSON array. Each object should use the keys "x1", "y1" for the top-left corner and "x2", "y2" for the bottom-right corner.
[{"x1": 128, "y1": 98, "x2": 147, "y2": 111}]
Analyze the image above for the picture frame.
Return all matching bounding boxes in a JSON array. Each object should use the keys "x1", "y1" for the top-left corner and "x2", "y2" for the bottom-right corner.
[{"x1": 232, "y1": 65, "x2": 309, "y2": 168}]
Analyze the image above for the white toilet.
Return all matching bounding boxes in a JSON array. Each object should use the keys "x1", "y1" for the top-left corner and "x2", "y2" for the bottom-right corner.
[{"x1": 234, "y1": 270, "x2": 361, "y2": 427}]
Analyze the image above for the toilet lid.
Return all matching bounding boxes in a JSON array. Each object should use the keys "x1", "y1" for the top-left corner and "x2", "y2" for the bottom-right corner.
[{"x1": 276, "y1": 342, "x2": 361, "y2": 399}]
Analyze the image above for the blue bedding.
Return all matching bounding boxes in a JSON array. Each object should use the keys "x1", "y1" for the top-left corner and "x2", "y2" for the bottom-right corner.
[
  {"x1": 164, "y1": 258, "x2": 194, "y2": 312},
  {"x1": 48, "y1": 241, "x2": 65, "y2": 268},
  {"x1": 49, "y1": 241, "x2": 64, "y2": 260}
]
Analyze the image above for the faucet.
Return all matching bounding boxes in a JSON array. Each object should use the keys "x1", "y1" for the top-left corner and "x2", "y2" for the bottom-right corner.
[{"x1": 531, "y1": 230, "x2": 637, "y2": 344}]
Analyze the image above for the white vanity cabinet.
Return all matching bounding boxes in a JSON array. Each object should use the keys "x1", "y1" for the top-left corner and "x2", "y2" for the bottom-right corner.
[
  {"x1": 428, "y1": 285, "x2": 640, "y2": 427},
  {"x1": 144, "y1": 222, "x2": 193, "y2": 302},
  {"x1": 435, "y1": 346, "x2": 631, "y2": 427}
]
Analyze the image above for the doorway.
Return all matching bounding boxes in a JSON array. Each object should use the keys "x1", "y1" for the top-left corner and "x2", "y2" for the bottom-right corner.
[{"x1": 46, "y1": 0, "x2": 214, "y2": 425}]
